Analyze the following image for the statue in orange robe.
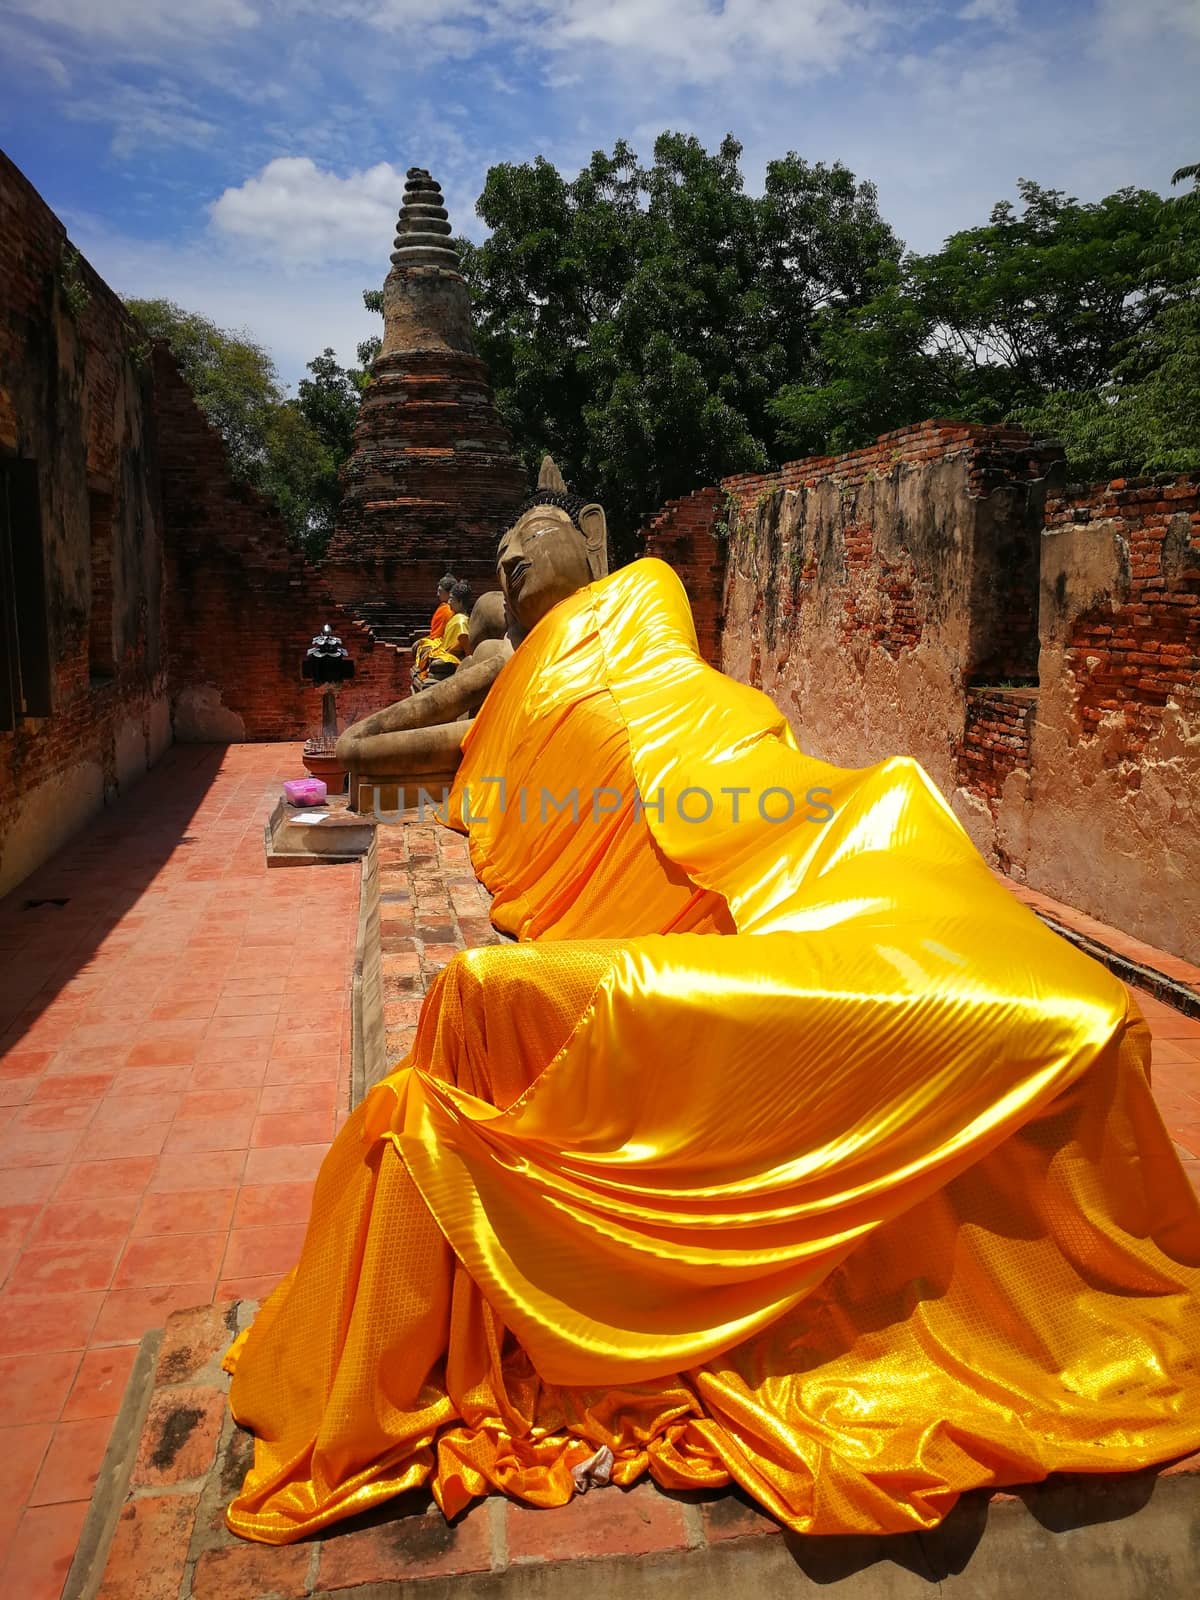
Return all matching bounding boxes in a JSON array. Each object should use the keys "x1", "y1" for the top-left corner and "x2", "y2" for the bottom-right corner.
[{"x1": 225, "y1": 550, "x2": 1200, "y2": 1545}]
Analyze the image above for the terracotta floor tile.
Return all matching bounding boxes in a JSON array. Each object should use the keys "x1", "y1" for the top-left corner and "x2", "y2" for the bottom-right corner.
[
  {"x1": 148, "y1": 1148, "x2": 246, "y2": 1192},
  {"x1": 213, "y1": 992, "x2": 282, "y2": 1018},
  {"x1": 263, "y1": 1054, "x2": 341, "y2": 1086},
  {"x1": 83, "y1": 1121, "x2": 170, "y2": 1161},
  {"x1": 257, "y1": 1080, "x2": 338, "y2": 1116},
  {"x1": 53, "y1": 1157, "x2": 157, "y2": 1201},
  {"x1": 0, "y1": 1167, "x2": 62, "y2": 1208},
  {"x1": 8, "y1": 1239, "x2": 122, "y2": 1294},
  {"x1": 29, "y1": 1416, "x2": 114, "y2": 1506},
  {"x1": 29, "y1": 1072, "x2": 114, "y2": 1102},
  {"x1": 108, "y1": 1065, "x2": 193, "y2": 1097},
  {"x1": 91, "y1": 1092, "x2": 183, "y2": 1130},
  {"x1": 92, "y1": 1281, "x2": 217, "y2": 1347},
  {"x1": 193, "y1": 1035, "x2": 273, "y2": 1067},
  {"x1": 0, "y1": 1352, "x2": 80, "y2": 1425},
  {"x1": 0, "y1": 1499, "x2": 89, "y2": 1600},
  {"x1": 176, "y1": 1087, "x2": 260, "y2": 1121},
  {"x1": 123, "y1": 1038, "x2": 201, "y2": 1068},
  {"x1": 215, "y1": 1272, "x2": 284, "y2": 1302},
  {"x1": 221, "y1": 1225, "x2": 306, "y2": 1278},
  {"x1": 250, "y1": 1109, "x2": 334, "y2": 1148},
  {"x1": 0, "y1": 1292, "x2": 103, "y2": 1356},
  {"x1": 186, "y1": 1057, "x2": 270, "y2": 1092},
  {"x1": 26, "y1": 1196, "x2": 141, "y2": 1249},
  {"x1": 162, "y1": 1114, "x2": 256, "y2": 1155},
  {"x1": 61, "y1": 1345, "x2": 137, "y2": 1421},
  {"x1": 231, "y1": 1181, "x2": 315, "y2": 1232},
  {"x1": 131, "y1": 1187, "x2": 237, "y2": 1238},
  {"x1": 0, "y1": 1424, "x2": 55, "y2": 1533},
  {"x1": 11, "y1": 1099, "x2": 98, "y2": 1133},
  {"x1": 0, "y1": 1127, "x2": 84, "y2": 1169},
  {"x1": 0, "y1": 1050, "x2": 56, "y2": 1080},
  {"x1": 115, "y1": 1231, "x2": 227, "y2": 1288},
  {"x1": 0, "y1": 1075, "x2": 40, "y2": 1108},
  {"x1": 243, "y1": 1143, "x2": 330, "y2": 1186}
]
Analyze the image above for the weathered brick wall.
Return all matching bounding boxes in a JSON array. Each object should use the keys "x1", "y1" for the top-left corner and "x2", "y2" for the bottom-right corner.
[
  {"x1": 957, "y1": 688, "x2": 1037, "y2": 813},
  {"x1": 712, "y1": 421, "x2": 1053, "y2": 806},
  {"x1": 641, "y1": 486, "x2": 726, "y2": 664},
  {"x1": 987, "y1": 475, "x2": 1200, "y2": 956},
  {"x1": 152, "y1": 350, "x2": 410, "y2": 743},
  {"x1": 641, "y1": 425, "x2": 1199, "y2": 958},
  {"x1": 0, "y1": 152, "x2": 171, "y2": 899}
]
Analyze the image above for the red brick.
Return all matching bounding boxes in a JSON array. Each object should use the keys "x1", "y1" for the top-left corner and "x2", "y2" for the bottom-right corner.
[
  {"x1": 701, "y1": 1488, "x2": 784, "y2": 1542},
  {"x1": 506, "y1": 1479, "x2": 687, "y2": 1563},
  {"x1": 97, "y1": 1492, "x2": 198, "y2": 1600},
  {"x1": 316, "y1": 1496, "x2": 493, "y2": 1588},
  {"x1": 130, "y1": 1386, "x2": 225, "y2": 1488},
  {"x1": 154, "y1": 1302, "x2": 238, "y2": 1388},
  {"x1": 191, "y1": 1541, "x2": 311, "y2": 1599}
]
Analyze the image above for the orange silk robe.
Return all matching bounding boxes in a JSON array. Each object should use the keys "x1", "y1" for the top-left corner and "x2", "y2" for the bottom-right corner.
[
  {"x1": 226, "y1": 559, "x2": 1200, "y2": 1544},
  {"x1": 429, "y1": 601, "x2": 451, "y2": 640}
]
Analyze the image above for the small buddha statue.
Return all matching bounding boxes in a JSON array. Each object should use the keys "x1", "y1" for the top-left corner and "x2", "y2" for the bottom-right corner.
[{"x1": 336, "y1": 457, "x2": 608, "y2": 806}]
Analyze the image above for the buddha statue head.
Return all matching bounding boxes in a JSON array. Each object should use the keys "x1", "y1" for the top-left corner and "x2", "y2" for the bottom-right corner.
[{"x1": 497, "y1": 456, "x2": 609, "y2": 636}]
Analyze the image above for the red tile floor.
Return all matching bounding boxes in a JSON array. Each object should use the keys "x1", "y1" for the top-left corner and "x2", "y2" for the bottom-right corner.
[
  {"x1": 0, "y1": 745, "x2": 356, "y2": 1599},
  {"x1": 0, "y1": 742, "x2": 1197, "y2": 1600}
]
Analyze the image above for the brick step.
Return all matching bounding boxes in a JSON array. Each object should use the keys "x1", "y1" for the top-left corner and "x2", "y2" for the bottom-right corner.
[{"x1": 65, "y1": 1300, "x2": 1200, "y2": 1600}]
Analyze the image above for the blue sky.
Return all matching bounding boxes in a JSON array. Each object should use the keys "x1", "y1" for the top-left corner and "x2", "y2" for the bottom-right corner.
[{"x1": 2, "y1": 1, "x2": 1197, "y2": 388}]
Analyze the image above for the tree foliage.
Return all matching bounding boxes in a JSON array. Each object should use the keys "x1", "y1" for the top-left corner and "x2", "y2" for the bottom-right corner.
[
  {"x1": 457, "y1": 134, "x2": 900, "y2": 559},
  {"x1": 772, "y1": 175, "x2": 1200, "y2": 475}
]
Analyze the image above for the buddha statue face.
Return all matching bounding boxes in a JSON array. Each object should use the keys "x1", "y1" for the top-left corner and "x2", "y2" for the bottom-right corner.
[
  {"x1": 497, "y1": 458, "x2": 610, "y2": 636},
  {"x1": 498, "y1": 505, "x2": 592, "y2": 634}
]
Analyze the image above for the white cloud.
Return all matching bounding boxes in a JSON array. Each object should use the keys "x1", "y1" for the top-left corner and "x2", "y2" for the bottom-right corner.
[
  {"x1": 1096, "y1": 0, "x2": 1200, "y2": 48},
  {"x1": 68, "y1": 83, "x2": 219, "y2": 158},
  {"x1": 3, "y1": 0, "x2": 258, "y2": 44},
  {"x1": 547, "y1": 0, "x2": 892, "y2": 81},
  {"x1": 958, "y1": 0, "x2": 1017, "y2": 24},
  {"x1": 210, "y1": 157, "x2": 408, "y2": 263}
]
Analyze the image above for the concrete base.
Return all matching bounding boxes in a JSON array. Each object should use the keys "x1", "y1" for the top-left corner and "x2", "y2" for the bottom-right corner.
[
  {"x1": 351, "y1": 774, "x2": 459, "y2": 819},
  {"x1": 263, "y1": 795, "x2": 376, "y2": 866}
]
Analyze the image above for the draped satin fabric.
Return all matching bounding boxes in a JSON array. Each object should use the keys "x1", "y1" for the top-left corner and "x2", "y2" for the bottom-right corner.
[{"x1": 226, "y1": 558, "x2": 1200, "y2": 1544}]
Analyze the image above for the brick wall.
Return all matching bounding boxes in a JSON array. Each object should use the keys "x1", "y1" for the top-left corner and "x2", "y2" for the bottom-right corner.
[
  {"x1": 1009, "y1": 474, "x2": 1200, "y2": 955},
  {"x1": 640, "y1": 486, "x2": 726, "y2": 665},
  {"x1": 152, "y1": 349, "x2": 410, "y2": 743},
  {"x1": 701, "y1": 421, "x2": 1054, "y2": 809},
  {"x1": 0, "y1": 151, "x2": 171, "y2": 900}
]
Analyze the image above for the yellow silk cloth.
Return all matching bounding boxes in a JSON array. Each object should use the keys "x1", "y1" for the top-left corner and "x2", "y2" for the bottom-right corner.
[{"x1": 226, "y1": 559, "x2": 1200, "y2": 1544}]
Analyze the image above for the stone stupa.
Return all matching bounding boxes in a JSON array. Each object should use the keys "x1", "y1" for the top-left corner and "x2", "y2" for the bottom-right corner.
[{"x1": 323, "y1": 169, "x2": 529, "y2": 639}]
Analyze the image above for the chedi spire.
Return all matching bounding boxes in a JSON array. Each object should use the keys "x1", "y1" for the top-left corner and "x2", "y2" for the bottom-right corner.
[
  {"x1": 391, "y1": 169, "x2": 459, "y2": 272},
  {"x1": 323, "y1": 165, "x2": 529, "y2": 630}
]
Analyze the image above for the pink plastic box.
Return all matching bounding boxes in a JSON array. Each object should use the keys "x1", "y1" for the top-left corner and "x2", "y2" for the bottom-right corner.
[{"x1": 283, "y1": 777, "x2": 327, "y2": 807}]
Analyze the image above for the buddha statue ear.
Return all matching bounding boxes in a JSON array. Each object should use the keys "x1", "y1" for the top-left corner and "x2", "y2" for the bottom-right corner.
[{"x1": 579, "y1": 503, "x2": 609, "y2": 581}]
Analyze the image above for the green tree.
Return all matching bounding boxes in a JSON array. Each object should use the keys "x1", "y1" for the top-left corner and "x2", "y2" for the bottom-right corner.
[
  {"x1": 1017, "y1": 167, "x2": 1200, "y2": 476},
  {"x1": 459, "y1": 134, "x2": 901, "y2": 559},
  {"x1": 772, "y1": 175, "x2": 1199, "y2": 475}
]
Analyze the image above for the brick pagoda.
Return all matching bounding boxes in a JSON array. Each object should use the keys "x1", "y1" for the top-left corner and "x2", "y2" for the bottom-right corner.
[{"x1": 322, "y1": 169, "x2": 529, "y2": 640}]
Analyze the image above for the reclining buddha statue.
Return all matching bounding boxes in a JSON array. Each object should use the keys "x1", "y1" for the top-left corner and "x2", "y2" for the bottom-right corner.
[{"x1": 226, "y1": 460, "x2": 1200, "y2": 1545}]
